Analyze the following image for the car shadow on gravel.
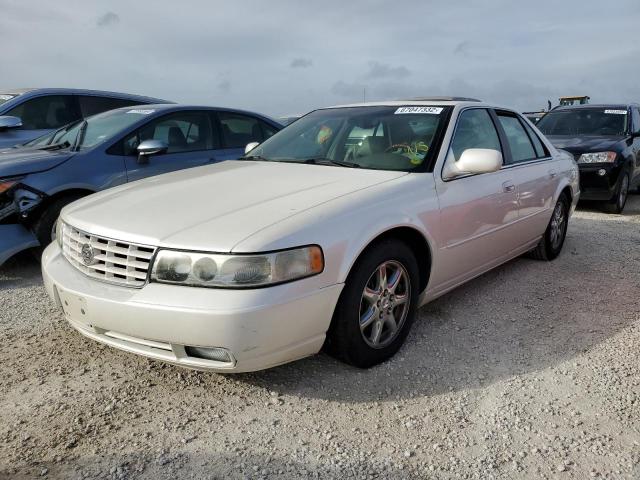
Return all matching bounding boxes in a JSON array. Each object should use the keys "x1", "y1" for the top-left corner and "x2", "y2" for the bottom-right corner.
[
  {"x1": 237, "y1": 223, "x2": 638, "y2": 402},
  {"x1": 1, "y1": 451, "x2": 401, "y2": 480},
  {"x1": 0, "y1": 250, "x2": 42, "y2": 291}
]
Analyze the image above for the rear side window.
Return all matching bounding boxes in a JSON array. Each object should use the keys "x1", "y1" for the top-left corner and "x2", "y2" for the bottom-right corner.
[
  {"x1": 496, "y1": 114, "x2": 536, "y2": 163},
  {"x1": 449, "y1": 108, "x2": 502, "y2": 162},
  {"x1": 523, "y1": 121, "x2": 548, "y2": 158},
  {"x1": 6, "y1": 95, "x2": 79, "y2": 129},
  {"x1": 79, "y1": 96, "x2": 141, "y2": 117},
  {"x1": 218, "y1": 112, "x2": 265, "y2": 148}
]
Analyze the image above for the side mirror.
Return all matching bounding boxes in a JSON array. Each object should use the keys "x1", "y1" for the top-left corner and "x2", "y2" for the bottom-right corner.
[
  {"x1": 245, "y1": 142, "x2": 260, "y2": 154},
  {"x1": 0, "y1": 116, "x2": 22, "y2": 131},
  {"x1": 136, "y1": 139, "x2": 168, "y2": 164},
  {"x1": 443, "y1": 148, "x2": 503, "y2": 179}
]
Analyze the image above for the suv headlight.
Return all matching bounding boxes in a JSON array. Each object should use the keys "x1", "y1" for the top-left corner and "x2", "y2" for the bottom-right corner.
[
  {"x1": 577, "y1": 151, "x2": 617, "y2": 163},
  {"x1": 150, "y1": 245, "x2": 324, "y2": 288}
]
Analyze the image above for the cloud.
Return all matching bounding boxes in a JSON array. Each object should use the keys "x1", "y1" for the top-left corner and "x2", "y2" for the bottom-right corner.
[
  {"x1": 331, "y1": 81, "x2": 366, "y2": 100},
  {"x1": 454, "y1": 40, "x2": 470, "y2": 56},
  {"x1": 365, "y1": 61, "x2": 410, "y2": 80},
  {"x1": 96, "y1": 12, "x2": 119, "y2": 27},
  {"x1": 290, "y1": 58, "x2": 312, "y2": 68}
]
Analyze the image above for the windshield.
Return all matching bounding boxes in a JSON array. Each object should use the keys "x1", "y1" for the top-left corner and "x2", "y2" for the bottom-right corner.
[
  {"x1": 20, "y1": 120, "x2": 83, "y2": 148},
  {"x1": 537, "y1": 108, "x2": 628, "y2": 136},
  {"x1": 0, "y1": 93, "x2": 18, "y2": 107},
  {"x1": 54, "y1": 108, "x2": 156, "y2": 151},
  {"x1": 247, "y1": 106, "x2": 450, "y2": 171}
]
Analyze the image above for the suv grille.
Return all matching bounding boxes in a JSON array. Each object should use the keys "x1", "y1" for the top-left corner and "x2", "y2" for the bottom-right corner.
[{"x1": 60, "y1": 224, "x2": 156, "y2": 288}]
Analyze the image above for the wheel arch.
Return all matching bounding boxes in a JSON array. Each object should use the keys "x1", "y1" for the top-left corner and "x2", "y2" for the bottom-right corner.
[{"x1": 341, "y1": 225, "x2": 433, "y2": 295}]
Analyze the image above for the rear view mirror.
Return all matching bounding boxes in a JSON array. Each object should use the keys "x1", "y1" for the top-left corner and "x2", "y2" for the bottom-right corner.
[
  {"x1": 136, "y1": 139, "x2": 168, "y2": 164},
  {"x1": 0, "y1": 116, "x2": 22, "y2": 131},
  {"x1": 245, "y1": 142, "x2": 260, "y2": 154},
  {"x1": 443, "y1": 148, "x2": 503, "y2": 179}
]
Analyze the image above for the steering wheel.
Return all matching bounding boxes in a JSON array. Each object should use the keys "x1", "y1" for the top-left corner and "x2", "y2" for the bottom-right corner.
[{"x1": 385, "y1": 143, "x2": 412, "y2": 154}]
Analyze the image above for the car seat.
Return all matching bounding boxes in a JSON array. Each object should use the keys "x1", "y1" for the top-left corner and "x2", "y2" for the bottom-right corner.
[{"x1": 168, "y1": 126, "x2": 187, "y2": 150}]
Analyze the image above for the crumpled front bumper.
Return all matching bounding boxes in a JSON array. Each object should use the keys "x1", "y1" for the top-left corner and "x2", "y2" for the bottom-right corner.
[{"x1": 0, "y1": 224, "x2": 39, "y2": 265}]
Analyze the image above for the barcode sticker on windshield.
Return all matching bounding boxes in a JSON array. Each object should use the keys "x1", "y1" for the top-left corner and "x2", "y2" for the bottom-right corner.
[
  {"x1": 394, "y1": 106, "x2": 443, "y2": 115},
  {"x1": 604, "y1": 109, "x2": 626, "y2": 115},
  {"x1": 126, "y1": 109, "x2": 155, "y2": 115}
]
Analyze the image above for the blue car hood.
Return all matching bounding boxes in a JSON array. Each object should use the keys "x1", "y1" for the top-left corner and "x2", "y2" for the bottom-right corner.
[{"x1": 0, "y1": 148, "x2": 74, "y2": 177}]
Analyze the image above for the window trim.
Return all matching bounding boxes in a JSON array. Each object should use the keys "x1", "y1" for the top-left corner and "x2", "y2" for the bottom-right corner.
[
  {"x1": 440, "y1": 106, "x2": 507, "y2": 182},
  {"x1": 493, "y1": 109, "x2": 550, "y2": 166}
]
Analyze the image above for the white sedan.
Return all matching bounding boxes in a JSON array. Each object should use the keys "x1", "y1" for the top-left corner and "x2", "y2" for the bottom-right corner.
[{"x1": 42, "y1": 98, "x2": 579, "y2": 372}]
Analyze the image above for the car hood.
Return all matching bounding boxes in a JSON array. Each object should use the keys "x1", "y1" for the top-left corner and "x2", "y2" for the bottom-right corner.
[
  {"x1": 63, "y1": 160, "x2": 408, "y2": 252},
  {"x1": 546, "y1": 135, "x2": 626, "y2": 154},
  {"x1": 0, "y1": 148, "x2": 74, "y2": 177}
]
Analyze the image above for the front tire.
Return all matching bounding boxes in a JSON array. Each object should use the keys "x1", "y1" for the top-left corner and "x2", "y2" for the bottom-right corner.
[
  {"x1": 529, "y1": 193, "x2": 569, "y2": 261},
  {"x1": 603, "y1": 172, "x2": 629, "y2": 214},
  {"x1": 326, "y1": 239, "x2": 420, "y2": 368},
  {"x1": 32, "y1": 195, "x2": 85, "y2": 247}
]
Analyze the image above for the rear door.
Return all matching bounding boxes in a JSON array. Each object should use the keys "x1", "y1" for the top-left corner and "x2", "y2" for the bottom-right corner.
[
  {"x1": 432, "y1": 107, "x2": 520, "y2": 289},
  {"x1": 494, "y1": 110, "x2": 558, "y2": 244},
  {"x1": 122, "y1": 110, "x2": 219, "y2": 182}
]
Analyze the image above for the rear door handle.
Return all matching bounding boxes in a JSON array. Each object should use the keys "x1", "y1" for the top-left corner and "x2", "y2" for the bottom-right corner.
[
  {"x1": 549, "y1": 169, "x2": 557, "y2": 178},
  {"x1": 502, "y1": 181, "x2": 516, "y2": 193}
]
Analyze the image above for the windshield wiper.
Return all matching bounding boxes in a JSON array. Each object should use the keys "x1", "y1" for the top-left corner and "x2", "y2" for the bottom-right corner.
[
  {"x1": 39, "y1": 141, "x2": 71, "y2": 151},
  {"x1": 304, "y1": 157, "x2": 360, "y2": 168},
  {"x1": 72, "y1": 120, "x2": 88, "y2": 151},
  {"x1": 238, "y1": 154, "x2": 270, "y2": 161}
]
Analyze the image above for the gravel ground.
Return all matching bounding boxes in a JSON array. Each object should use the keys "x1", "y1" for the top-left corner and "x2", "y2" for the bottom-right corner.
[{"x1": 1, "y1": 195, "x2": 639, "y2": 480}]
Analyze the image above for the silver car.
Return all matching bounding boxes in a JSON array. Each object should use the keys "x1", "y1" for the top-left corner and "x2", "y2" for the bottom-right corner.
[{"x1": 42, "y1": 98, "x2": 579, "y2": 372}]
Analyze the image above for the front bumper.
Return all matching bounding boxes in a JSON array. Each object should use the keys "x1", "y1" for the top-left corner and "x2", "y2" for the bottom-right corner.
[
  {"x1": 578, "y1": 164, "x2": 622, "y2": 201},
  {"x1": 42, "y1": 243, "x2": 343, "y2": 373},
  {"x1": 0, "y1": 224, "x2": 39, "y2": 265}
]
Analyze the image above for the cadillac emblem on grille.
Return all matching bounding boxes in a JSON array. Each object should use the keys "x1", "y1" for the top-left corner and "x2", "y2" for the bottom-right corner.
[{"x1": 81, "y1": 243, "x2": 96, "y2": 266}]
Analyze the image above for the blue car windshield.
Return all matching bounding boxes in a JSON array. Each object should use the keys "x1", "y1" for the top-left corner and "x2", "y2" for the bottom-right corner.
[
  {"x1": 0, "y1": 93, "x2": 18, "y2": 106},
  {"x1": 56, "y1": 108, "x2": 156, "y2": 151}
]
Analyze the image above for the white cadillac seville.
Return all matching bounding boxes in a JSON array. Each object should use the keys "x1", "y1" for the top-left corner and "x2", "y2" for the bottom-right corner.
[{"x1": 42, "y1": 98, "x2": 579, "y2": 372}]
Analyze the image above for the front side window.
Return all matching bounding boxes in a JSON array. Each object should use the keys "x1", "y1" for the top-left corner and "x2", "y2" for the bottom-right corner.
[
  {"x1": 631, "y1": 108, "x2": 640, "y2": 134},
  {"x1": 247, "y1": 106, "x2": 449, "y2": 171},
  {"x1": 6, "y1": 95, "x2": 79, "y2": 129},
  {"x1": 497, "y1": 114, "x2": 537, "y2": 163},
  {"x1": 537, "y1": 108, "x2": 628, "y2": 136},
  {"x1": 448, "y1": 108, "x2": 502, "y2": 162},
  {"x1": 125, "y1": 112, "x2": 215, "y2": 155}
]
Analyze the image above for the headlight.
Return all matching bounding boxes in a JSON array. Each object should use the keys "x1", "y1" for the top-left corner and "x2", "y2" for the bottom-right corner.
[
  {"x1": 150, "y1": 245, "x2": 324, "y2": 288},
  {"x1": 577, "y1": 151, "x2": 617, "y2": 164},
  {"x1": 0, "y1": 177, "x2": 23, "y2": 195}
]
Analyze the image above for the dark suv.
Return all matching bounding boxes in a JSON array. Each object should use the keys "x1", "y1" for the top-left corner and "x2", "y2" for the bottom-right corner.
[{"x1": 537, "y1": 104, "x2": 640, "y2": 213}]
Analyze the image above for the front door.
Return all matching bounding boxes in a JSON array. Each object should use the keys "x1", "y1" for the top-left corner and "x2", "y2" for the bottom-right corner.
[
  {"x1": 123, "y1": 111, "x2": 220, "y2": 182},
  {"x1": 431, "y1": 107, "x2": 520, "y2": 291}
]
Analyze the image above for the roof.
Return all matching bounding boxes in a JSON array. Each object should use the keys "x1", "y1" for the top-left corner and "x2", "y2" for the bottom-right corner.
[
  {"x1": 108, "y1": 104, "x2": 283, "y2": 125},
  {"x1": 322, "y1": 99, "x2": 496, "y2": 110},
  {"x1": 0, "y1": 87, "x2": 171, "y2": 104},
  {"x1": 552, "y1": 103, "x2": 638, "y2": 111}
]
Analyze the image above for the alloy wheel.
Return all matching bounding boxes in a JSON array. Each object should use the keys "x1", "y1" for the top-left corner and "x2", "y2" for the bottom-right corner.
[
  {"x1": 359, "y1": 260, "x2": 411, "y2": 349},
  {"x1": 549, "y1": 201, "x2": 566, "y2": 250}
]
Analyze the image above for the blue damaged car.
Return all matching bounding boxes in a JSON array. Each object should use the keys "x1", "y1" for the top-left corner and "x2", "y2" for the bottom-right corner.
[
  {"x1": 0, "y1": 104, "x2": 282, "y2": 264},
  {"x1": 0, "y1": 88, "x2": 170, "y2": 149}
]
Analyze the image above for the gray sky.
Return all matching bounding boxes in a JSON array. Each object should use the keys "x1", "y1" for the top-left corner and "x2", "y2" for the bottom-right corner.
[{"x1": 2, "y1": 0, "x2": 639, "y2": 117}]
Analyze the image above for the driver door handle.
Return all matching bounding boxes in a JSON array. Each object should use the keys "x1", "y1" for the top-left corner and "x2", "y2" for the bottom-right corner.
[{"x1": 502, "y1": 181, "x2": 516, "y2": 193}]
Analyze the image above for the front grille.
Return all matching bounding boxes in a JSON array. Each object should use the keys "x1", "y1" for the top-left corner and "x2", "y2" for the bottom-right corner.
[{"x1": 60, "y1": 224, "x2": 156, "y2": 288}]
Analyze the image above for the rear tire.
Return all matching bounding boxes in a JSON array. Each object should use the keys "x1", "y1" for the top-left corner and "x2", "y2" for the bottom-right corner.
[
  {"x1": 325, "y1": 239, "x2": 420, "y2": 368},
  {"x1": 528, "y1": 193, "x2": 569, "y2": 261},
  {"x1": 603, "y1": 172, "x2": 629, "y2": 214}
]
